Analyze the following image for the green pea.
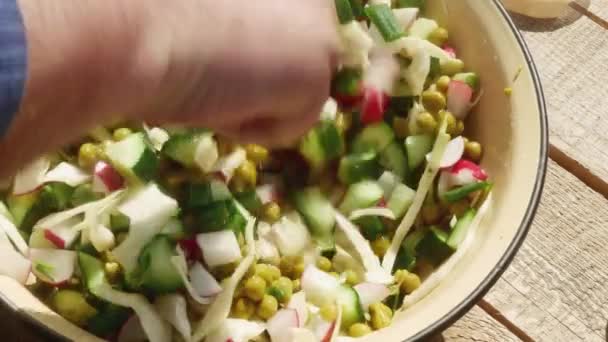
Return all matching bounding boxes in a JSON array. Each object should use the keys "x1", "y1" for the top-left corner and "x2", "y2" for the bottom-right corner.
[
  {"x1": 257, "y1": 294, "x2": 278, "y2": 320},
  {"x1": 112, "y1": 127, "x2": 132, "y2": 141},
  {"x1": 440, "y1": 59, "x2": 465, "y2": 76},
  {"x1": 244, "y1": 275, "x2": 267, "y2": 302},
  {"x1": 316, "y1": 257, "x2": 333, "y2": 272},
  {"x1": 428, "y1": 27, "x2": 449, "y2": 46},
  {"x1": 416, "y1": 112, "x2": 438, "y2": 134},
  {"x1": 349, "y1": 323, "x2": 372, "y2": 337},
  {"x1": 78, "y1": 143, "x2": 100, "y2": 169},
  {"x1": 436, "y1": 76, "x2": 451, "y2": 93},
  {"x1": 465, "y1": 141, "x2": 483, "y2": 162},
  {"x1": 369, "y1": 302, "x2": 393, "y2": 330},
  {"x1": 422, "y1": 90, "x2": 447, "y2": 113}
]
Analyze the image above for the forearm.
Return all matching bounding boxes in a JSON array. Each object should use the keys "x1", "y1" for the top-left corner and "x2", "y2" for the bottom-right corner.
[{"x1": 0, "y1": 0, "x2": 154, "y2": 176}]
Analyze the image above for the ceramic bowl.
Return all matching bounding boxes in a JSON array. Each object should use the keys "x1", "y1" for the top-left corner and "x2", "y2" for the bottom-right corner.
[{"x1": 0, "y1": 0, "x2": 547, "y2": 340}]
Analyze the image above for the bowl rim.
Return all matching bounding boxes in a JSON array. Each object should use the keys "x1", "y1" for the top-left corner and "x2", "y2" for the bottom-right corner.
[
  {"x1": 407, "y1": 0, "x2": 549, "y2": 340},
  {"x1": 0, "y1": 1, "x2": 549, "y2": 341}
]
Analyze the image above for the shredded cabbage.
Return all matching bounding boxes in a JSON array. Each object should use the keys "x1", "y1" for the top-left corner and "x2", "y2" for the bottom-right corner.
[
  {"x1": 171, "y1": 247, "x2": 213, "y2": 305},
  {"x1": 43, "y1": 162, "x2": 90, "y2": 187},
  {"x1": 382, "y1": 119, "x2": 449, "y2": 273},
  {"x1": 401, "y1": 194, "x2": 492, "y2": 309},
  {"x1": 349, "y1": 207, "x2": 395, "y2": 221},
  {"x1": 0, "y1": 215, "x2": 28, "y2": 255}
]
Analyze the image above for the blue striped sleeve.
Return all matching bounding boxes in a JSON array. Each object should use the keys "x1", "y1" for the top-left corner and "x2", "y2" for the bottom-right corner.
[{"x1": 0, "y1": 0, "x2": 26, "y2": 136}]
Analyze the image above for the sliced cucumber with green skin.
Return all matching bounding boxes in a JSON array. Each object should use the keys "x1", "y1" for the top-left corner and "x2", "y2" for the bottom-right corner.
[
  {"x1": 416, "y1": 226, "x2": 454, "y2": 266},
  {"x1": 393, "y1": 248, "x2": 416, "y2": 272},
  {"x1": 453, "y1": 72, "x2": 480, "y2": 91},
  {"x1": 403, "y1": 227, "x2": 427, "y2": 256},
  {"x1": 336, "y1": 285, "x2": 365, "y2": 328},
  {"x1": 338, "y1": 151, "x2": 381, "y2": 185},
  {"x1": 335, "y1": 0, "x2": 355, "y2": 24},
  {"x1": 380, "y1": 142, "x2": 409, "y2": 181},
  {"x1": 353, "y1": 216, "x2": 385, "y2": 240},
  {"x1": 339, "y1": 181, "x2": 384, "y2": 215},
  {"x1": 161, "y1": 131, "x2": 210, "y2": 167},
  {"x1": 405, "y1": 135, "x2": 434, "y2": 170},
  {"x1": 160, "y1": 218, "x2": 186, "y2": 240},
  {"x1": 109, "y1": 211, "x2": 130, "y2": 232},
  {"x1": 87, "y1": 304, "x2": 131, "y2": 338},
  {"x1": 396, "y1": 0, "x2": 425, "y2": 9},
  {"x1": 187, "y1": 180, "x2": 232, "y2": 208},
  {"x1": 234, "y1": 190, "x2": 263, "y2": 215},
  {"x1": 71, "y1": 184, "x2": 102, "y2": 207},
  {"x1": 293, "y1": 187, "x2": 336, "y2": 253},
  {"x1": 40, "y1": 183, "x2": 74, "y2": 211},
  {"x1": 135, "y1": 235, "x2": 183, "y2": 293},
  {"x1": 195, "y1": 200, "x2": 246, "y2": 235},
  {"x1": 352, "y1": 122, "x2": 395, "y2": 153},
  {"x1": 387, "y1": 183, "x2": 416, "y2": 219},
  {"x1": 106, "y1": 132, "x2": 158, "y2": 183},
  {"x1": 300, "y1": 121, "x2": 343, "y2": 169},
  {"x1": 447, "y1": 209, "x2": 476, "y2": 249},
  {"x1": 7, "y1": 192, "x2": 39, "y2": 229}
]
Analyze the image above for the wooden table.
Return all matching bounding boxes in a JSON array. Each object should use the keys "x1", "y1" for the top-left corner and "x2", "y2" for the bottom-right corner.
[{"x1": 3, "y1": 1, "x2": 608, "y2": 341}]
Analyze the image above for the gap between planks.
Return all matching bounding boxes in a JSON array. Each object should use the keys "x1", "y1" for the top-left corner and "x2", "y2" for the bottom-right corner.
[
  {"x1": 477, "y1": 300, "x2": 536, "y2": 342},
  {"x1": 548, "y1": 144, "x2": 608, "y2": 200}
]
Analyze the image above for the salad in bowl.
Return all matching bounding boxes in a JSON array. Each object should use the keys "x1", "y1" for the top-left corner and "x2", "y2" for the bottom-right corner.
[{"x1": 0, "y1": 1, "x2": 492, "y2": 341}]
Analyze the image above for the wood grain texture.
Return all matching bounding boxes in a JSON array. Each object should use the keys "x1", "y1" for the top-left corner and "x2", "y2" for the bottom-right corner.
[
  {"x1": 510, "y1": 3, "x2": 608, "y2": 184},
  {"x1": 485, "y1": 160, "x2": 608, "y2": 342},
  {"x1": 438, "y1": 306, "x2": 522, "y2": 342}
]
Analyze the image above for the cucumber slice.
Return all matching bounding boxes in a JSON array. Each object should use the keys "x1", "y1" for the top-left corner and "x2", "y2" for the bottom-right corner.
[
  {"x1": 161, "y1": 131, "x2": 210, "y2": 167},
  {"x1": 160, "y1": 218, "x2": 186, "y2": 240},
  {"x1": 335, "y1": 0, "x2": 354, "y2": 24},
  {"x1": 40, "y1": 183, "x2": 74, "y2": 212},
  {"x1": 339, "y1": 181, "x2": 384, "y2": 215},
  {"x1": 402, "y1": 227, "x2": 426, "y2": 256},
  {"x1": 106, "y1": 132, "x2": 158, "y2": 183},
  {"x1": 338, "y1": 151, "x2": 381, "y2": 185},
  {"x1": 405, "y1": 135, "x2": 434, "y2": 170},
  {"x1": 136, "y1": 236, "x2": 183, "y2": 293},
  {"x1": 379, "y1": 142, "x2": 409, "y2": 180},
  {"x1": 109, "y1": 211, "x2": 130, "y2": 232},
  {"x1": 50, "y1": 289, "x2": 98, "y2": 327},
  {"x1": 442, "y1": 181, "x2": 490, "y2": 203},
  {"x1": 71, "y1": 184, "x2": 102, "y2": 207},
  {"x1": 352, "y1": 122, "x2": 395, "y2": 153},
  {"x1": 234, "y1": 190, "x2": 263, "y2": 215},
  {"x1": 195, "y1": 200, "x2": 246, "y2": 235},
  {"x1": 447, "y1": 209, "x2": 476, "y2": 249},
  {"x1": 353, "y1": 216, "x2": 385, "y2": 240},
  {"x1": 187, "y1": 180, "x2": 232, "y2": 208},
  {"x1": 293, "y1": 188, "x2": 336, "y2": 253},
  {"x1": 387, "y1": 183, "x2": 415, "y2": 219},
  {"x1": 7, "y1": 192, "x2": 39, "y2": 229},
  {"x1": 336, "y1": 285, "x2": 365, "y2": 328},
  {"x1": 87, "y1": 304, "x2": 130, "y2": 338},
  {"x1": 453, "y1": 72, "x2": 480, "y2": 91},
  {"x1": 393, "y1": 248, "x2": 416, "y2": 272},
  {"x1": 416, "y1": 226, "x2": 454, "y2": 266},
  {"x1": 300, "y1": 121, "x2": 343, "y2": 169}
]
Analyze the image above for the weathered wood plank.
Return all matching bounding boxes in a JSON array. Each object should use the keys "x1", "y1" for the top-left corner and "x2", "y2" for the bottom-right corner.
[
  {"x1": 437, "y1": 305, "x2": 521, "y2": 342},
  {"x1": 485, "y1": 160, "x2": 608, "y2": 342},
  {"x1": 511, "y1": 4, "x2": 608, "y2": 184}
]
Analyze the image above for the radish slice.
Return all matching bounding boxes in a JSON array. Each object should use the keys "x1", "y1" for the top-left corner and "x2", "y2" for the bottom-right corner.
[
  {"x1": 89, "y1": 224, "x2": 115, "y2": 252},
  {"x1": 30, "y1": 248, "x2": 76, "y2": 285},
  {"x1": 270, "y1": 213, "x2": 312, "y2": 257},
  {"x1": 267, "y1": 309, "x2": 300, "y2": 342},
  {"x1": 154, "y1": 294, "x2": 191, "y2": 341},
  {"x1": 194, "y1": 134, "x2": 219, "y2": 173},
  {"x1": 0, "y1": 215, "x2": 28, "y2": 255},
  {"x1": 360, "y1": 87, "x2": 389, "y2": 125},
  {"x1": 0, "y1": 232, "x2": 30, "y2": 284},
  {"x1": 13, "y1": 157, "x2": 50, "y2": 195},
  {"x1": 36, "y1": 216, "x2": 81, "y2": 249},
  {"x1": 192, "y1": 217, "x2": 256, "y2": 341},
  {"x1": 190, "y1": 262, "x2": 222, "y2": 297},
  {"x1": 210, "y1": 148, "x2": 246, "y2": 182},
  {"x1": 117, "y1": 315, "x2": 147, "y2": 342},
  {"x1": 206, "y1": 319, "x2": 266, "y2": 342},
  {"x1": 447, "y1": 80, "x2": 474, "y2": 120},
  {"x1": 301, "y1": 265, "x2": 341, "y2": 307},
  {"x1": 196, "y1": 230, "x2": 241, "y2": 268},
  {"x1": 177, "y1": 237, "x2": 201, "y2": 261},
  {"x1": 354, "y1": 283, "x2": 391, "y2": 310},
  {"x1": 442, "y1": 44, "x2": 457, "y2": 58},
  {"x1": 92, "y1": 161, "x2": 124, "y2": 193},
  {"x1": 451, "y1": 159, "x2": 489, "y2": 181},
  {"x1": 439, "y1": 137, "x2": 465, "y2": 169},
  {"x1": 95, "y1": 283, "x2": 172, "y2": 342},
  {"x1": 44, "y1": 162, "x2": 90, "y2": 187},
  {"x1": 349, "y1": 207, "x2": 396, "y2": 221},
  {"x1": 170, "y1": 247, "x2": 213, "y2": 305},
  {"x1": 334, "y1": 213, "x2": 393, "y2": 284},
  {"x1": 287, "y1": 292, "x2": 309, "y2": 327}
]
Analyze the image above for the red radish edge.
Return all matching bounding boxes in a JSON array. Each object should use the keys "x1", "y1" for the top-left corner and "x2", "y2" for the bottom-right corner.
[
  {"x1": 360, "y1": 87, "x2": 389, "y2": 125},
  {"x1": 447, "y1": 80, "x2": 473, "y2": 120},
  {"x1": 442, "y1": 44, "x2": 457, "y2": 58},
  {"x1": 377, "y1": 197, "x2": 387, "y2": 208},
  {"x1": 43, "y1": 229, "x2": 65, "y2": 249},
  {"x1": 321, "y1": 321, "x2": 337, "y2": 342},
  {"x1": 178, "y1": 238, "x2": 201, "y2": 262},
  {"x1": 93, "y1": 161, "x2": 124, "y2": 193},
  {"x1": 451, "y1": 159, "x2": 488, "y2": 181}
]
